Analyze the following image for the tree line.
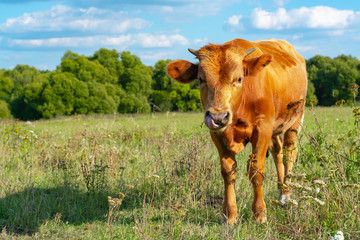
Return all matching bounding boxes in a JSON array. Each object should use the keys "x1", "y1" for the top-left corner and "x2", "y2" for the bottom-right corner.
[{"x1": 0, "y1": 48, "x2": 359, "y2": 120}]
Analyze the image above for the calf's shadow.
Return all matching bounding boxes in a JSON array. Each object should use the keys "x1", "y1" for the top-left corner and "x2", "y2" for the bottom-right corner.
[{"x1": 0, "y1": 186, "x2": 110, "y2": 235}]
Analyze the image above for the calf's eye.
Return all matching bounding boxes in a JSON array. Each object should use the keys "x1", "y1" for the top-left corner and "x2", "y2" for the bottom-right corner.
[{"x1": 238, "y1": 77, "x2": 243, "y2": 83}]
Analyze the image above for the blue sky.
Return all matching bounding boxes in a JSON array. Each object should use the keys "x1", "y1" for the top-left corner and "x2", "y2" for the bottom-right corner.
[{"x1": 0, "y1": 0, "x2": 359, "y2": 70}]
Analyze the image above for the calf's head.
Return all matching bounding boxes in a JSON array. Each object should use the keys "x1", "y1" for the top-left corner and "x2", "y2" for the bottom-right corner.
[{"x1": 166, "y1": 42, "x2": 272, "y2": 131}]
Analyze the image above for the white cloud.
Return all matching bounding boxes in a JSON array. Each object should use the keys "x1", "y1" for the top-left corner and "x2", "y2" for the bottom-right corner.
[
  {"x1": 139, "y1": 51, "x2": 175, "y2": 61},
  {"x1": 6, "y1": 33, "x2": 189, "y2": 49},
  {"x1": 223, "y1": 14, "x2": 243, "y2": 32},
  {"x1": 160, "y1": 6, "x2": 173, "y2": 13},
  {"x1": 293, "y1": 45, "x2": 313, "y2": 53},
  {"x1": 193, "y1": 37, "x2": 208, "y2": 46},
  {"x1": 3, "y1": 54, "x2": 23, "y2": 61},
  {"x1": 136, "y1": 33, "x2": 189, "y2": 47},
  {"x1": 252, "y1": 8, "x2": 287, "y2": 30},
  {"x1": 159, "y1": 0, "x2": 241, "y2": 23},
  {"x1": 228, "y1": 15, "x2": 242, "y2": 26},
  {"x1": 251, "y1": 6, "x2": 359, "y2": 31},
  {"x1": 273, "y1": 0, "x2": 289, "y2": 7},
  {"x1": 326, "y1": 30, "x2": 346, "y2": 36},
  {"x1": 36, "y1": 64, "x2": 51, "y2": 70},
  {"x1": 147, "y1": 5, "x2": 174, "y2": 14},
  {"x1": 292, "y1": 34, "x2": 303, "y2": 40},
  {"x1": 101, "y1": 35, "x2": 133, "y2": 46},
  {"x1": 0, "y1": 5, "x2": 150, "y2": 34}
]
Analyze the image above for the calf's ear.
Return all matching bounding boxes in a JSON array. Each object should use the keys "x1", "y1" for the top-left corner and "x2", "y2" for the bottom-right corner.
[
  {"x1": 243, "y1": 54, "x2": 272, "y2": 76},
  {"x1": 166, "y1": 60, "x2": 198, "y2": 83}
]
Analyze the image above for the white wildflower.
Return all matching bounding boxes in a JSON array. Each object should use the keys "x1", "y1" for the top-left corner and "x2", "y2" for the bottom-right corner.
[
  {"x1": 312, "y1": 179, "x2": 326, "y2": 186},
  {"x1": 287, "y1": 182, "x2": 312, "y2": 192},
  {"x1": 313, "y1": 197, "x2": 325, "y2": 206},
  {"x1": 342, "y1": 184, "x2": 360, "y2": 189},
  {"x1": 279, "y1": 195, "x2": 291, "y2": 205},
  {"x1": 287, "y1": 182, "x2": 302, "y2": 189},
  {"x1": 270, "y1": 199, "x2": 280, "y2": 205},
  {"x1": 287, "y1": 173, "x2": 306, "y2": 180},
  {"x1": 299, "y1": 195, "x2": 313, "y2": 201},
  {"x1": 288, "y1": 199, "x2": 298, "y2": 206},
  {"x1": 330, "y1": 231, "x2": 344, "y2": 240},
  {"x1": 299, "y1": 195, "x2": 325, "y2": 205}
]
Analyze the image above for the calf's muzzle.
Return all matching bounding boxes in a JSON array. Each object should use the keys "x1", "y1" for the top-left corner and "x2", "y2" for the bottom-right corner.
[{"x1": 204, "y1": 111, "x2": 230, "y2": 130}]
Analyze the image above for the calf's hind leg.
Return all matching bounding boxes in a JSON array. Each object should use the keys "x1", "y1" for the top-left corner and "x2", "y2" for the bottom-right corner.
[
  {"x1": 281, "y1": 114, "x2": 303, "y2": 203},
  {"x1": 269, "y1": 135, "x2": 285, "y2": 199}
]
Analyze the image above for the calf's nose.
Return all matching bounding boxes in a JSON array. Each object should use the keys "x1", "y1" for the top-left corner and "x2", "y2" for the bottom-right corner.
[{"x1": 204, "y1": 111, "x2": 230, "y2": 129}]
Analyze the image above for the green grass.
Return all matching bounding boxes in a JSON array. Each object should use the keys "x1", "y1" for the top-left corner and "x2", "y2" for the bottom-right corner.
[{"x1": 0, "y1": 107, "x2": 359, "y2": 239}]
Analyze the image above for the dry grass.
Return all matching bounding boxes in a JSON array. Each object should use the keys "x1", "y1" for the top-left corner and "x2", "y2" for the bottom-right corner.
[{"x1": 0, "y1": 107, "x2": 359, "y2": 239}]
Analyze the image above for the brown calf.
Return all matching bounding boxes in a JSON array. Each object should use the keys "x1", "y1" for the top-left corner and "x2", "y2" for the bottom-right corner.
[{"x1": 166, "y1": 38, "x2": 307, "y2": 224}]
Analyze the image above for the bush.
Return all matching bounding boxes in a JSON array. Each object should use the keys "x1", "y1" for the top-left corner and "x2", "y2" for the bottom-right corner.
[
  {"x1": 150, "y1": 90, "x2": 173, "y2": 112},
  {"x1": 118, "y1": 93, "x2": 150, "y2": 114},
  {"x1": 3, "y1": 51, "x2": 359, "y2": 120},
  {"x1": 0, "y1": 100, "x2": 11, "y2": 119},
  {"x1": 307, "y1": 55, "x2": 359, "y2": 105}
]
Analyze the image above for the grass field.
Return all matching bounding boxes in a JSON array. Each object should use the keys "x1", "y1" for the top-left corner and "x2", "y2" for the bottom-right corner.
[{"x1": 0, "y1": 107, "x2": 359, "y2": 239}]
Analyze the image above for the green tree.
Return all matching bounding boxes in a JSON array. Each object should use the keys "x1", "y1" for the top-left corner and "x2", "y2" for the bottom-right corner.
[
  {"x1": 72, "y1": 79, "x2": 89, "y2": 114},
  {"x1": 150, "y1": 90, "x2": 173, "y2": 111},
  {"x1": 150, "y1": 60, "x2": 174, "y2": 111},
  {"x1": 307, "y1": 55, "x2": 359, "y2": 105},
  {"x1": 0, "y1": 100, "x2": 11, "y2": 119},
  {"x1": 91, "y1": 48, "x2": 124, "y2": 78},
  {"x1": 118, "y1": 93, "x2": 150, "y2": 114},
  {"x1": 61, "y1": 50, "x2": 117, "y2": 84},
  {"x1": 21, "y1": 73, "x2": 50, "y2": 120},
  {"x1": 0, "y1": 70, "x2": 14, "y2": 102},
  {"x1": 306, "y1": 65, "x2": 318, "y2": 105},
  {"x1": 119, "y1": 51, "x2": 153, "y2": 96},
  {"x1": 9, "y1": 65, "x2": 43, "y2": 119},
  {"x1": 152, "y1": 60, "x2": 173, "y2": 91},
  {"x1": 169, "y1": 82, "x2": 201, "y2": 112},
  {"x1": 104, "y1": 83, "x2": 123, "y2": 109},
  {"x1": 87, "y1": 81, "x2": 117, "y2": 114},
  {"x1": 334, "y1": 59, "x2": 357, "y2": 102},
  {"x1": 150, "y1": 59, "x2": 202, "y2": 112},
  {"x1": 38, "y1": 71, "x2": 77, "y2": 118},
  {"x1": 118, "y1": 51, "x2": 152, "y2": 112}
]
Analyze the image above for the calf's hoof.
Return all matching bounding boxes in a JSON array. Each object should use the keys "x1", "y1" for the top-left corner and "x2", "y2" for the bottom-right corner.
[
  {"x1": 221, "y1": 215, "x2": 237, "y2": 225},
  {"x1": 279, "y1": 194, "x2": 292, "y2": 206},
  {"x1": 253, "y1": 209, "x2": 267, "y2": 224}
]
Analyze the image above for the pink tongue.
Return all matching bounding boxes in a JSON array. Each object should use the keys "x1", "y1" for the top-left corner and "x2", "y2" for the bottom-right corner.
[{"x1": 204, "y1": 115, "x2": 220, "y2": 129}]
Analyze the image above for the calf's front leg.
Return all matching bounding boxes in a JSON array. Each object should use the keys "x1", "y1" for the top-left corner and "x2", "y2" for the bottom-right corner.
[
  {"x1": 211, "y1": 132, "x2": 237, "y2": 224},
  {"x1": 248, "y1": 127, "x2": 271, "y2": 223}
]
